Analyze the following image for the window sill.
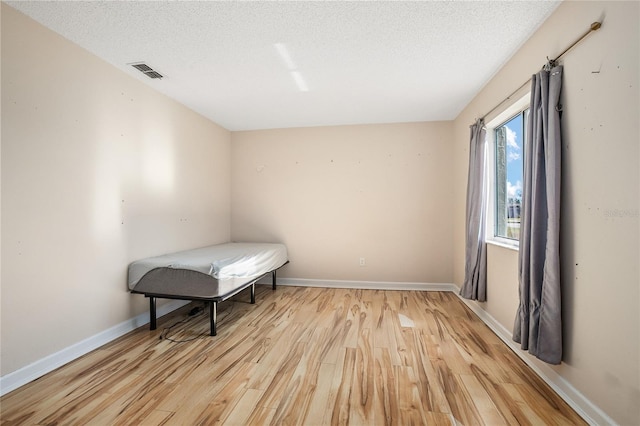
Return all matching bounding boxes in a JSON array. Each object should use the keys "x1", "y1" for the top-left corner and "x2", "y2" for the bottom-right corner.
[{"x1": 486, "y1": 239, "x2": 519, "y2": 252}]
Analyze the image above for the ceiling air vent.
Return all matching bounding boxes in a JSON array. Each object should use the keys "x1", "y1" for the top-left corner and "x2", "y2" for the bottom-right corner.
[{"x1": 130, "y1": 62, "x2": 163, "y2": 79}]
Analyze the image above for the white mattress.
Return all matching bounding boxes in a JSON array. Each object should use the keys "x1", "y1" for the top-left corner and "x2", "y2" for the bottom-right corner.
[{"x1": 127, "y1": 242, "x2": 288, "y2": 290}]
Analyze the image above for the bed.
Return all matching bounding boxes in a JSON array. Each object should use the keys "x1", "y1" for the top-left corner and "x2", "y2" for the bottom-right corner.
[{"x1": 128, "y1": 242, "x2": 288, "y2": 336}]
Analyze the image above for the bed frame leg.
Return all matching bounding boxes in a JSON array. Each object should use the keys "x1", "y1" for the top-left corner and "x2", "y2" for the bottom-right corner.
[
  {"x1": 149, "y1": 297, "x2": 157, "y2": 330},
  {"x1": 251, "y1": 283, "x2": 256, "y2": 304},
  {"x1": 272, "y1": 270, "x2": 277, "y2": 290},
  {"x1": 210, "y1": 302, "x2": 217, "y2": 336}
]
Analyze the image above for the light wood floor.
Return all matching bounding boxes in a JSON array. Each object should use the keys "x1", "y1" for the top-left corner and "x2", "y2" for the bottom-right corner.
[{"x1": 1, "y1": 286, "x2": 585, "y2": 425}]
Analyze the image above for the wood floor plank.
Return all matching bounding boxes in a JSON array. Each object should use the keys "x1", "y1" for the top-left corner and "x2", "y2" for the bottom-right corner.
[
  {"x1": 424, "y1": 411, "x2": 456, "y2": 425},
  {"x1": 348, "y1": 327, "x2": 375, "y2": 425},
  {"x1": 328, "y1": 347, "x2": 356, "y2": 425},
  {"x1": 0, "y1": 287, "x2": 586, "y2": 426},
  {"x1": 135, "y1": 409, "x2": 176, "y2": 426},
  {"x1": 467, "y1": 363, "x2": 525, "y2": 425},
  {"x1": 304, "y1": 362, "x2": 337, "y2": 424},
  {"x1": 270, "y1": 340, "x2": 325, "y2": 424},
  {"x1": 250, "y1": 341, "x2": 307, "y2": 411},
  {"x1": 433, "y1": 357, "x2": 484, "y2": 425},
  {"x1": 402, "y1": 327, "x2": 451, "y2": 415},
  {"x1": 243, "y1": 404, "x2": 277, "y2": 426},
  {"x1": 395, "y1": 365, "x2": 428, "y2": 424},
  {"x1": 371, "y1": 290, "x2": 391, "y2": 350},
  {"x1": 75, "y1": 380, "x2": 151, "y2": 425},
  {"x1": 222, "y1": 388, "x2": 264, "y2": 426},
  {"x1": 459, "y1": 373, "x2": 507, "y2": 425},
  {"x1": 190, "y1": 361, "x2": 258, "y2": 425},
  {"x1": 244, "y1": 322, "x2": 305, "y2": 391},
  {"x1": 372, "y1": 347, "x2": 399, "y2": 426},
  {"x1": 501, "y1": 382, "x2": 547, "y2": 425},
  {"x1": 381, "y1": 295, "x2": 406, "y2": 366}
]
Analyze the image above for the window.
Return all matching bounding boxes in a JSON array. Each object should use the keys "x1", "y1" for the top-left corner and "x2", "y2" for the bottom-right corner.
[
  {"x1": 486, "y1": 94, "x2": 529, "y2": 247},
  {"x1": 495, "y1": 110, "x2": 527, "y2": 240}
]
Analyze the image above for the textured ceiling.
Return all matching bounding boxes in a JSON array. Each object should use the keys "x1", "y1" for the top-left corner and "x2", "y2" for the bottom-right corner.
[{"x1": 6, "y1": 1, "x2": 560, "y2": 131}]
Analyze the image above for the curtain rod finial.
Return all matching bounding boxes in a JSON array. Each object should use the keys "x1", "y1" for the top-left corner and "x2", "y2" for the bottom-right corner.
[{"x1": 591, "y1": 22, "x2": 602, "y2": 31}]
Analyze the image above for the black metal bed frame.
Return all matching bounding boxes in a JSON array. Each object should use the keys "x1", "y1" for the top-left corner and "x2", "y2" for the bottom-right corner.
[{"x1": 135, "y1": 262, "x2": 288, "y2": 336}]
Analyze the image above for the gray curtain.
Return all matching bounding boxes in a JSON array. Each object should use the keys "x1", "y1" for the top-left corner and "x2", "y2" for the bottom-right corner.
[
  {"x1": 513, "y1": 64, "x2": 563, "y2": 364},
  {"x1": 460, "y1": 120, "x2": 487, "y2": 302}
]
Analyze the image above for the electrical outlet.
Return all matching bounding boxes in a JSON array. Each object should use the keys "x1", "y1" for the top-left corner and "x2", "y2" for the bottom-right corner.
[{"x1": 359, "y1": 257, "x2": 366, "y2": 266}]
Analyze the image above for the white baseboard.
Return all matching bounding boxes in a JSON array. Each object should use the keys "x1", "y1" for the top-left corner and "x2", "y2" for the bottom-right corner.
[
  {"x1": 0, "y1": 299, "x2": 190, "y2": 397},
  {"x1": 0, "y1": 280, "x2": 614, "y2": 426},
  {"x1": 453, "y1": 289, "x2": 616, "y2": 426},
  {"x1": 260, "y1": 277, "x2": 458, "y2": 292}
]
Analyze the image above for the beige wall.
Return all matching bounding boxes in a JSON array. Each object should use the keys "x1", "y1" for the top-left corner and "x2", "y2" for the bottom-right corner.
[
  {"x1": 1, "y1": 5, "x2": 231, "y2": 375},
  {"x1": 452, "y1": 1, "x2": 639, "y2": 424},
  {"x1": 231, "y1": 122, "x2": 453, "y2": 283}
]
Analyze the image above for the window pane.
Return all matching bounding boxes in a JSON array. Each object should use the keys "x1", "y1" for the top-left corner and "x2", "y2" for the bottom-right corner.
[{"x1": 495, "y1": 112, "x2": 524, "y2": 240}]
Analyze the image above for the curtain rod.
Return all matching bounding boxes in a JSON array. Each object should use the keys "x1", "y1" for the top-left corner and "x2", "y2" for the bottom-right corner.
[{"x1": 479, "y1": 21, "x2": 602, "y2": 122}]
